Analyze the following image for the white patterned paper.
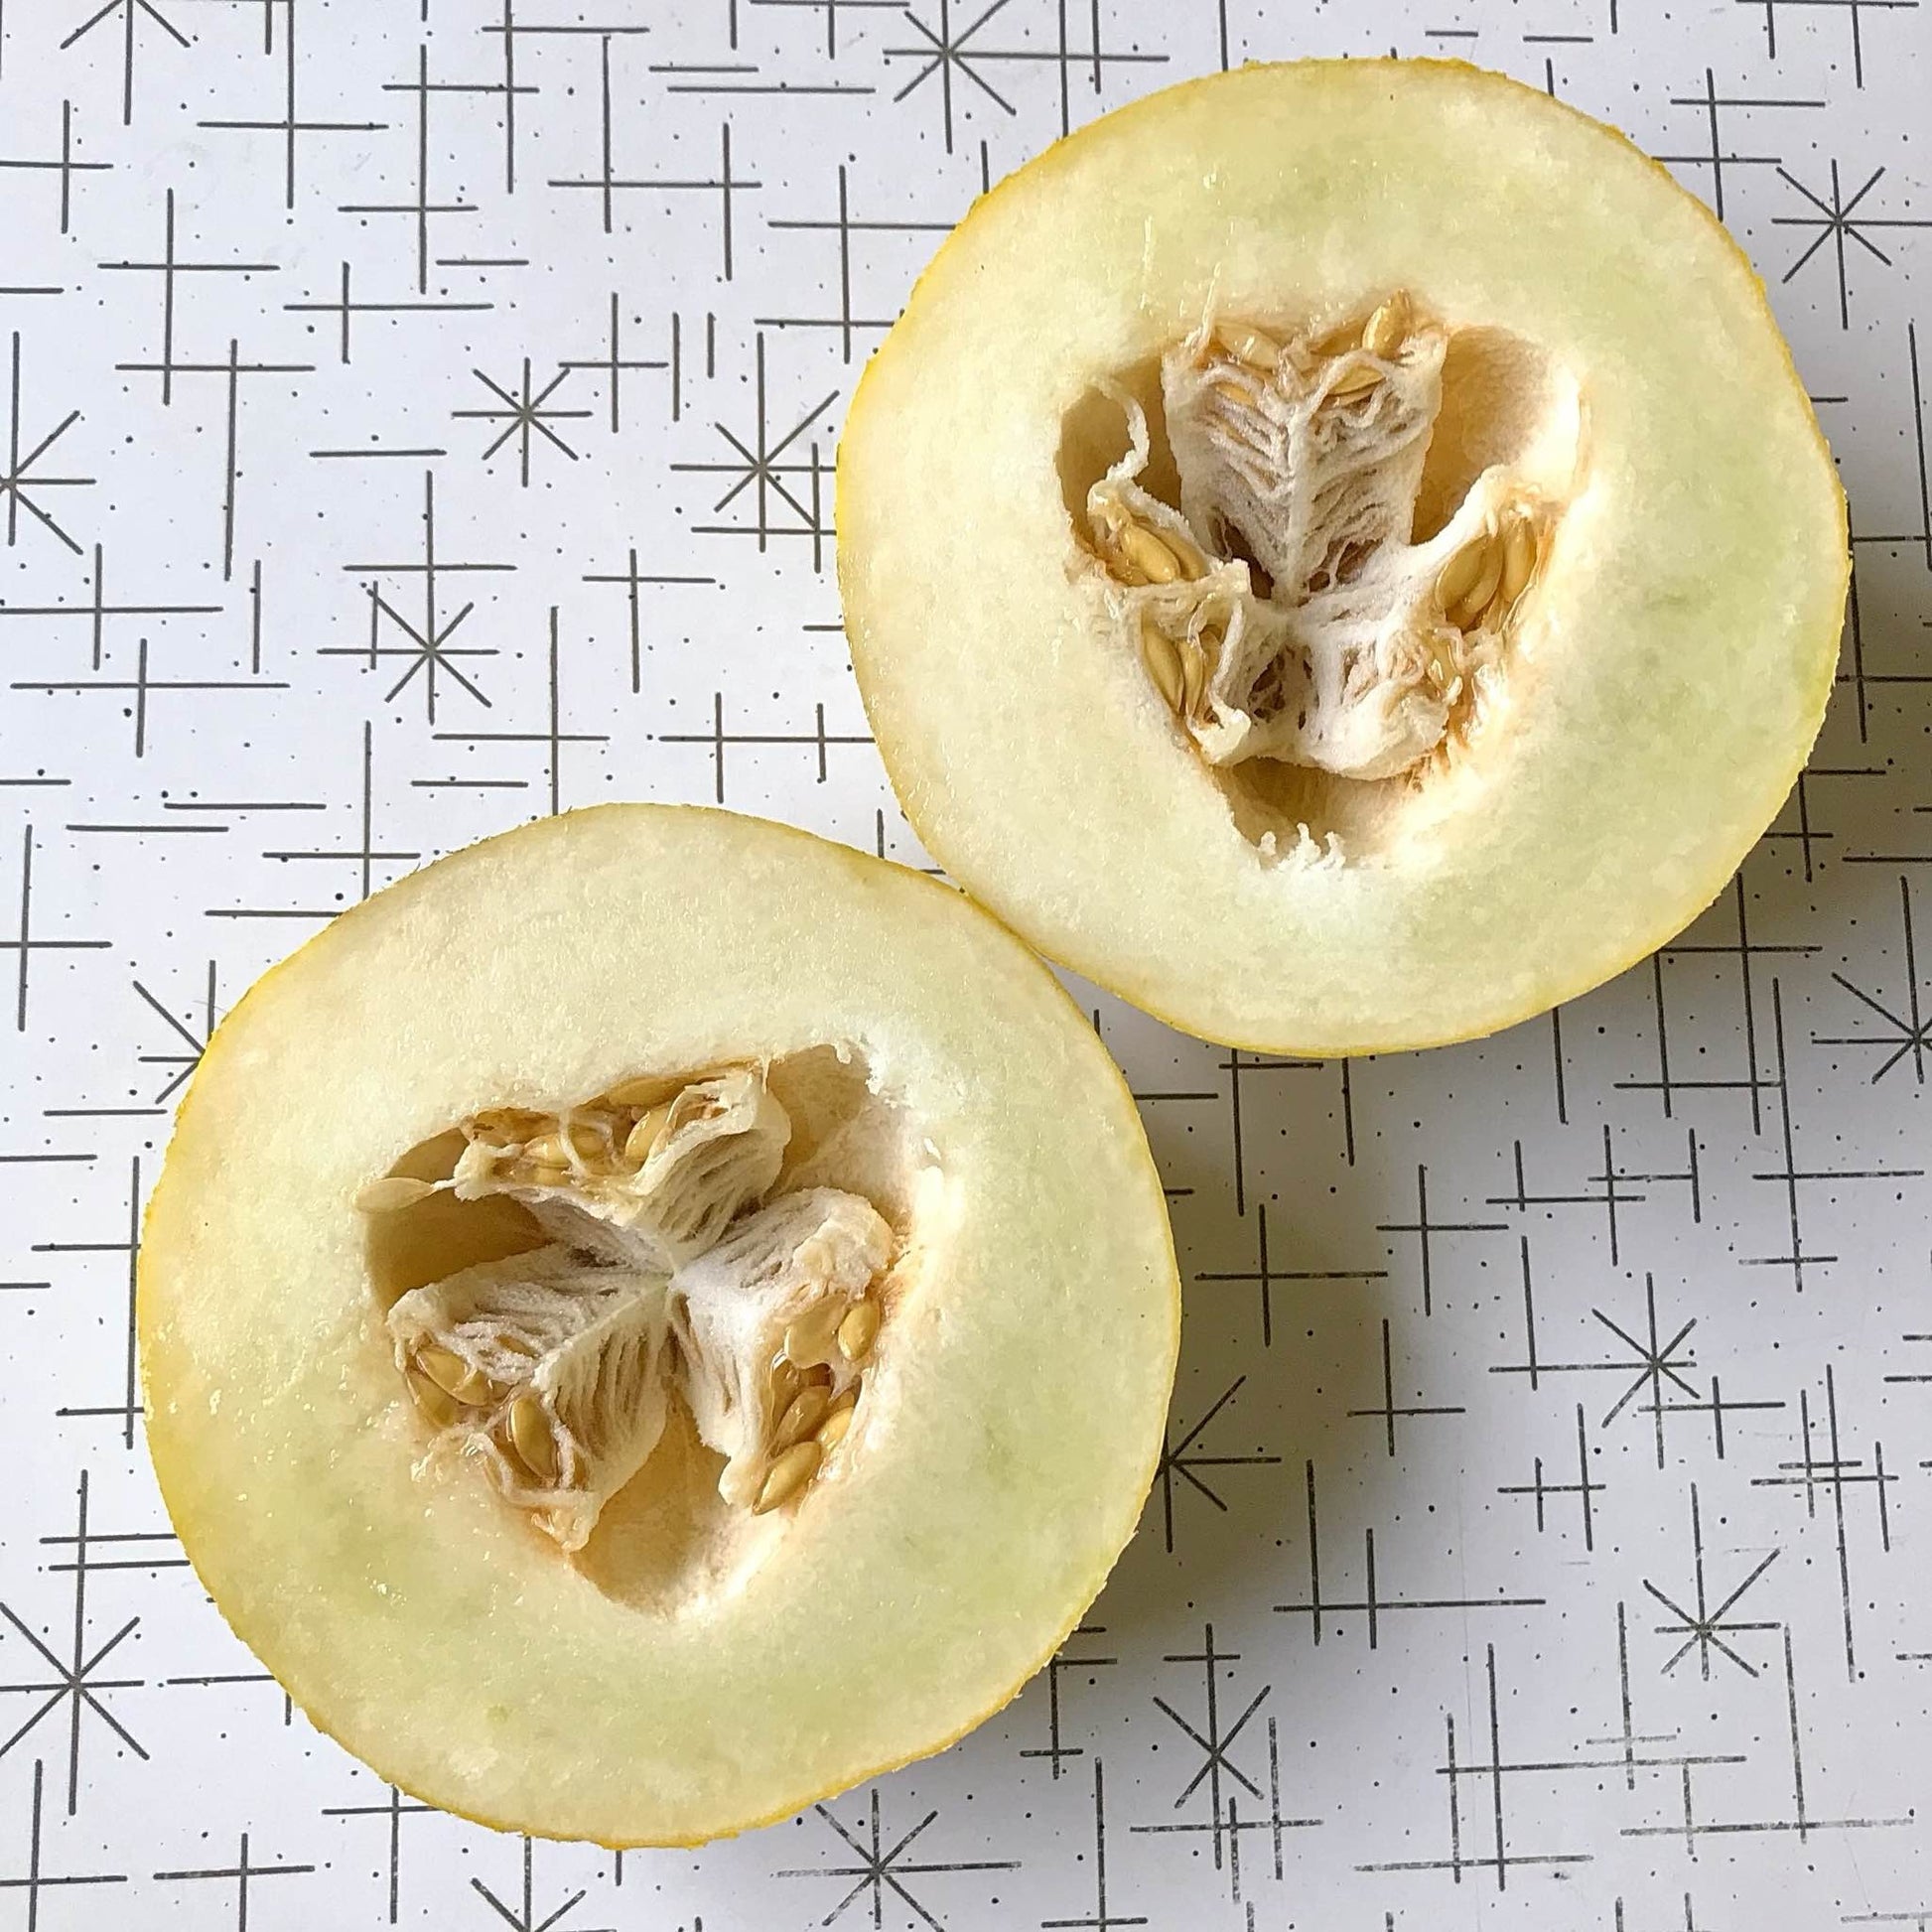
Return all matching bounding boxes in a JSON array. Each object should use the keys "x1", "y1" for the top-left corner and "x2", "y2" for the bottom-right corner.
[{"x1": 1, "y1": 2, "x2": 1928, "y2": 1927}]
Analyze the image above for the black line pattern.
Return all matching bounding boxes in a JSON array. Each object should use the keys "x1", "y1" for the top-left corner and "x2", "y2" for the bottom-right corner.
[
  {"x1": 1, "y1": 332, "x2": 91, "y2": 554},
  {"x1": 775, "y1": 1789, "x2": 1020, "y2": 1927},
  {"x1": 0, "y1": 1473, "x2": 159, "y2": 1814},
  {"x1": 1131, "y1": 1630, "x2": 1318, "y2": 1903},
  {"x1": 0, "y1": 2, "x2": 1927, "y2": 1924}
]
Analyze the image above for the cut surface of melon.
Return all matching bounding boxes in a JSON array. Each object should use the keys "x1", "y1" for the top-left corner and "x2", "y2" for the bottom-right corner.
[
  {"x1": 838, "y1": 61, "x2": 1848, "y2": 1054},
  {"x1": 139, "y1": 806, "x2": 1178, "y2": 1846}
]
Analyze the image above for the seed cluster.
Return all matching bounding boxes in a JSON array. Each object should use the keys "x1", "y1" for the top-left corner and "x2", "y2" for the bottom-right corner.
[
  {"x1": 1434, "y1": 509, "x2": 1538, "y2": 638},
  {"x1": 397, "y1": 1348, "x2": 569, "y2": 1489},
  {"x1": 751, "y1": 1288, "x2": 882, "y2": 1514},
  {"x1": 362, "y1": 1066, "x2": 896, "y2": 1544},
  {"x1": 1084, "y1": 289, "x2": 1554, "y2": 787}
]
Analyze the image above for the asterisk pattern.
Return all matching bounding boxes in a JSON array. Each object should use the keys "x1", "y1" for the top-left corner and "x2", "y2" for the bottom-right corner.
[
  {"x1": 355, "y1": 580, "x2": 492, "y2": 719},
  {"x1": 672, "y1": 336, "x2": 838, "y2": 566},
  {"x1": 1, "y1": 334, "x2": 89, "y2": 553},
  {"x1": 454, "y1": 359, "x2": 592, "y2": 486},
  {"x1": 0, "y1": 1599, "x2": 145, "y2": 1816},
  {"x1": 1773, "y1": 161, "x2": 1932, "y2": 328},
  {"x1": 322, "y1": 472, "x2": 506, "y2": 723},
  {"x1": 60, "y1": 0, "x2": 190, "y2": 125},
  {"x1": 776, "y1": 1790, "x2": 1018, "y2": 1929},
  {"x1": 1815, "y1": 879, "x2": 1929, "y2": 1083},
  {"x1": 131, "y1": 966, "x2": 214, "y2": 1103},
  {"x1": 1642, "y1": 1487, "x2": 1782, "y2": 1679},
  {"x1": 470, "y1": 1838, "x2": 610, "y2": 1932},
  {"x1": 886, "y1": 0, "x2": 1023, "y2": 151},
  {"x1": 1152, "y1": 1378, "x2": 1282, "y2": 1555},
  {"x1": 1152, "y1": 1642, "x2": 1269, "y2": 1816},
  {"x1": 1596, "y1": 1290, "x2": 1700, "y2": 1436}
]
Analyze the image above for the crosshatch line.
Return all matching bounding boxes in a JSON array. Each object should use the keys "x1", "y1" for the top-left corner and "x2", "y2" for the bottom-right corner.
[
  {"x1": 1191, "y1": 1201, "x2": 1386, "y2": 1349},
  {"x1": 2, "y1": 824, "x2": 111, "y2": 1032},
  {"x1": 1276, "y1": 1463, "x2": 1545, "y2": 1646},
  {"x1": 0, "y1": 98, "x2": 112, "y2": 235},
  {"x1": 1621, "y1": 1627, "x2": 1914, "y2": 1846}
]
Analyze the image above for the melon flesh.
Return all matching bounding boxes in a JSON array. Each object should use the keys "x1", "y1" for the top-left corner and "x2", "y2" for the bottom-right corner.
[
  {"x1": 139, "y1": 806, "x2": 1178, "y2": 1846},
  {"x1": 837, "y1": 60, "x2": 1848, "y2": 1054}
]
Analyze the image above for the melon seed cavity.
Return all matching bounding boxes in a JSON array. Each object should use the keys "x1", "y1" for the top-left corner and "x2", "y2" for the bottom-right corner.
[
  {"x1": 357, "y1": 1063, "x2": 896, "y2": 1553},
  {"x1": 1086, "y1": 292, "x2": 1557, "y2": 807}
]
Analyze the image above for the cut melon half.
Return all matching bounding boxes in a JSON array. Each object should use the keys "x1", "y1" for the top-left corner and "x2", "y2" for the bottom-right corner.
[
  {"x1": 139, "y1": 806, "x2": 1178, "y2": 1846},
  {"x1": 838, "y1": 60, "x2": 1848, "y2": 1053}
]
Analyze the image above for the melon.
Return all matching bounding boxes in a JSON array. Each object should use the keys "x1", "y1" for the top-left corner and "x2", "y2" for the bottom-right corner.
[
  {"x1": 139, "y1": 806, "x2": 1178, "y2": 1845},
  {"x1": 838, "y1": 60, "x2": 1849, "y2": 1053}
]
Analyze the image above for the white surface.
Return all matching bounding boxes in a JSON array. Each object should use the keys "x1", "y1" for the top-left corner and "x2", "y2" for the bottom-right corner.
[{"x1": 0, "y1": 2, "x2": 1927, "y2": 1927}]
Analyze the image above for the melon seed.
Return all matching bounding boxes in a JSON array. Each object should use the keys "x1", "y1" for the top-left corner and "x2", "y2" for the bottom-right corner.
[
  {"x1": 754, "y1": 1441, "x2": 822, "y2": 1515},
  {"x1": 353, "y1": 1175, "x2": 439, "y2": 1214},
  {"x1": 768, "y1": 1357, "x2": 803, "y2": 1417},
  {"x1": 837, "y1": 1298, "x2": 881, "y2": 1363},
  {"x1": 1216, "y1": 322, "x2": 1282, "y2": 372},
  {"x1": 1435, "y1": 534, "x2": 1490, "y2": 614},
  {"x1": 1140, "y1": 623, "x2": 1185, "y2": 713},
  {"x1": 1164, "y1": 527, "x2": 1209, "y2": 581},
  {"x1": 775, "y1": 1385, "x2": 832, "y2": 1450},
  {"x1": 508, "y1": 1396, "x2": 560, "y2": 1483},
  {"x1": 1178, "y1": 635, "x2": 1208, "y2": 717},
  {"x1": 1500, "y1": 515, "x2": 1538, "y2": 606},
  {"x1": 602, "y1": 1073, "x2": 684, "y2": 1109},
  {"x1": 1362, "y1": 290, "x2": 1413, "y2": 358},
  {"x1": 623, "y1": 1100, "x2": 676, "y2": 1167},
  {"x1": 783, "y1": 1299, "x2": 845, "y2": 1367},
  {"x1": 1327, "y1": 362, "x2": 1382, "y2": 399},
  {"x1": 406, "y1": 1371, "x2": 460, "y2": 1429},
  {"x1": 1119, "y1": 523, "x2": 1181, "y2": 585},
  {"x1": 416, "y1": 1346, "x2": 492, "y2": 1406},
  {"x1": 1450, "y1": 537, "x2": 1505, "y2": 630},
  {"x1": 815, "y1": 1402, "x2": 856, "y2": 1454}
]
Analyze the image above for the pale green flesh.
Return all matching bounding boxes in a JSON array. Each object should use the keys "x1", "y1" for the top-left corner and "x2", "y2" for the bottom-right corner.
[
  {"x1": 140, "y1": 806, "x2": 1178, "y2": 1845},
  {"x1": 839, "y1": 62, "x2": 1847, "y2": 1053}
]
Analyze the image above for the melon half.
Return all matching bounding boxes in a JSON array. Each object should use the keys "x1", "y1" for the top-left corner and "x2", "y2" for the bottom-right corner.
[
  {"x1": 838, "y1": 60, "x2": 1849, "y2": 1053},
  {"x1": 139, "y1": 807, "x2": 1179, "y2": 1845}
]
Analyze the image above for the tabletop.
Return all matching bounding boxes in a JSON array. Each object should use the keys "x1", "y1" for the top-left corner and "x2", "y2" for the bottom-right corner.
[{"x1": 0, "y1": 1, "x2": 1927, "y2": 1927}]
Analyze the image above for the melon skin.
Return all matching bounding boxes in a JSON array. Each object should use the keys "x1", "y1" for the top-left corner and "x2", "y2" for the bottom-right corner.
[
  {"x1": 139, "y1": 806, "x2": 1179, "y2": 1846},
  {"x1": 838, "y1": 60, "x2": 1849, "y2": 1055}
]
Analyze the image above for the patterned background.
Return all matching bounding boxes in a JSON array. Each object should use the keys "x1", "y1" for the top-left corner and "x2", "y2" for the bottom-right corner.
[{"x1": 0, "y1": 1, "x2": 1927, "y2": 1926}]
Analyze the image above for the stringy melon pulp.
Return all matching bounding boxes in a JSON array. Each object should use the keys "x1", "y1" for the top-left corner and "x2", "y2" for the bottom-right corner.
[
  {"x1": 838, "y1": 61, "x2": 1849, "y2": 1054},
  {"x1": 364, "y1": 1045, "x2": 928, "y2": 1603},
  {"x1": 139, "y1": 807, "x2": 1179, "y2": 1846},
  {"x1": 1057, "y1": 296, "x2": 1582, "y2": 851}
]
